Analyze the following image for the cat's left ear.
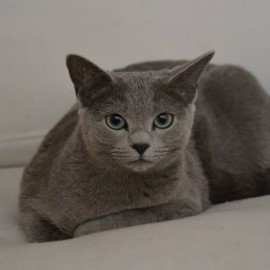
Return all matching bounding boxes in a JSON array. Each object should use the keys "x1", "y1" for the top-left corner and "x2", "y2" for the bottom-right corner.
[
  {"x1": 167, "y1": 50, "x2": 215, "y2": 104},
  {"x1": 66, "y1": 54, "x2": 113, "y2": 95}
]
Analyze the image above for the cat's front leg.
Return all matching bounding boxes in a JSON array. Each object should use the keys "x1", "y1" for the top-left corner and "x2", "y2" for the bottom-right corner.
[{"x1": 73, "y1": 199, "x2": 202, "y2": 237}]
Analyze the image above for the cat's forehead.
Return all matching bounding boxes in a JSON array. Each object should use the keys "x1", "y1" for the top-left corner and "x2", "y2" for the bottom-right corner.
[
  {"x1": 113, "y1": 70, "x2": 172, "y2": 99},
  {"x1": 110, "y1": 71, "x2": 169, "y2": 114},
  {"x1": 112, "y1": 70, "x2": 165, "y2": 89},
  {"x1": 89, "y1": 69, "x2": 181, "y2": 118}
]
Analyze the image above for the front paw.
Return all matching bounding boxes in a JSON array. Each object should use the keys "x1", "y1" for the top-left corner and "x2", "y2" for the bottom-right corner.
[
  {"x1": 73, "y1": 199, "x2": 202, "y2": 238},
  {"x1": 73, "y1": 214, "x2": 120, "y2": 237}
]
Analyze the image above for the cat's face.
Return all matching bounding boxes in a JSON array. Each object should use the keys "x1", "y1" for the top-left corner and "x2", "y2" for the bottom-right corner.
[
  {"x1": 67, "y1": 52, "x2": 214, "y2": 172},
  {"x1": 78, "y1": 72, "x2": 195, "y2": 172}
]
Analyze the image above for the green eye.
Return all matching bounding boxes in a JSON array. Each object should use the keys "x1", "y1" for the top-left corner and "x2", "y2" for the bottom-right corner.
[
  {"x1": 153, "y1": 113, "x2": 174, "y2": 129},
  {"x1": 106, "y1": 114, "x2": 126, "y2": 130}
]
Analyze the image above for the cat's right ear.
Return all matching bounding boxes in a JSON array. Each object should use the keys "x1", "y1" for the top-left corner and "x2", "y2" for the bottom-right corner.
[
  {"x1": 166, "y1": 51, "x2": 215, "y2": 104},
  {"x1": 66, "y1": 55, "x2": 113, "y2": 96}
]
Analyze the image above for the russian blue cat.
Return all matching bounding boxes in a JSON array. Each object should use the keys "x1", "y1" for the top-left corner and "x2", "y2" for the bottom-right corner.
[{"x1": 19, "y1": 51, "x2": 270, "y2": 242}]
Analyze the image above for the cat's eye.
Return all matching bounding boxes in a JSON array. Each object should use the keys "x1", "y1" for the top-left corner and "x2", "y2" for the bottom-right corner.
[
  {"x1": 106, "y1": 114, "x2": 126, "y2": 130},
  {"x1": 153, "y1": 113, "x2": 174, "y2": 129}
]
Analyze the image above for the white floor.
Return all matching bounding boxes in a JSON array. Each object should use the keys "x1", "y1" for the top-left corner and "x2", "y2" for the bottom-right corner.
[{"x1": 0, "y1": 167, "x2": 269, "y2": 270}]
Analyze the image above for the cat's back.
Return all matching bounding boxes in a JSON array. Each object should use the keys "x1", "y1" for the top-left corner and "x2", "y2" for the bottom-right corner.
[
  {"x1": 118, "y1": 59, "x2": 270, "y2": 202},
  {"x1": 193, "y1": 65, "x2": 270, "y2": 202},
  {"x1": 115, "y1": 60, "x2": 188, "y2": 72}
]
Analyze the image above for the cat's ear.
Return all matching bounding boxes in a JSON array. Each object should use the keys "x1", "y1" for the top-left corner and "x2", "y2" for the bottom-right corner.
[
  {"x1": 167, "y1": 50, "x2": 215, "y2": 104},
  {"x1": 66, "y1": 54, "x2": 113, "y2": 96}
]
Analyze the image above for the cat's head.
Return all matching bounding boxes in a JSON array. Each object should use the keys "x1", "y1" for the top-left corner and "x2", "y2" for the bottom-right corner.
[{"x1": 66, "y1": 51, "x2": 214, "y2": 172}]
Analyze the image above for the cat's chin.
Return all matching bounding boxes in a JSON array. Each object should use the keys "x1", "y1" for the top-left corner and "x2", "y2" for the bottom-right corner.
[{"x1": 125, "y1": 159, "x2": 154, "y2": 173}]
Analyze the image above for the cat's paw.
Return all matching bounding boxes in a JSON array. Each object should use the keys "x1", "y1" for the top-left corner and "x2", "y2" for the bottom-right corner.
[{"x1": 73, "y1": 215, "x2": 119, "y2": 237}]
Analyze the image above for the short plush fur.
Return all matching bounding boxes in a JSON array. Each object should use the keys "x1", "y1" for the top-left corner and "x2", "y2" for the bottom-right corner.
[{"x1": 19, "y1": 51, "x2": 270, "y2": 242}]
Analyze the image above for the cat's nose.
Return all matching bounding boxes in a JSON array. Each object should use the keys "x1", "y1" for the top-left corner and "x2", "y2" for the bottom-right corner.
[{"x1": 131, "y1": 143, "x2": 150, "y2": 155}]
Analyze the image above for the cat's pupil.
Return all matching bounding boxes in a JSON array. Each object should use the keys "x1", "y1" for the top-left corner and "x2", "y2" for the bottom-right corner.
[
  {"x1": 158, "y1": 114, "x2": 168, "y2": 124},
  {"x1": 111, "y1": 115, "x2": 121, "y2": 125}
]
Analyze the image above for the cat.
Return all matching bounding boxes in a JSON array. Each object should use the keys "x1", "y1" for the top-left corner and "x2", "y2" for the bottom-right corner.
[{"x1": 19, "y1": 51, "x2": 270, "y2": 242}]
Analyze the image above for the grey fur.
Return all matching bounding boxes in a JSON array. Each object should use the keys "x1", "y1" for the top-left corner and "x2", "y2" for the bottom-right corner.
[{"x1": 19, "y1": 51, "x2": 270, "y2": 242}]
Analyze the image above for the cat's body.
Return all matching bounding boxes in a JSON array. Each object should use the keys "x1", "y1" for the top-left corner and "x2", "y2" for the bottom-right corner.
[
  {"x1": 120, "y1": 60, "x2": 270, "y2": 203},
  {"x1": 19, "y1": 52, "x2": 270, "y2": 242}
]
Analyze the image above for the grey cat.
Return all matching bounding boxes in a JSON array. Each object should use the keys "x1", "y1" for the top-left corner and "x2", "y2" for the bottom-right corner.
[{"x1": 19, "y1": 51, "x2": 270, "y2": 242}]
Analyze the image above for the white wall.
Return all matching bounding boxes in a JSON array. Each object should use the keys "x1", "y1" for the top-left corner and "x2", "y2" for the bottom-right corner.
[{"x1": 1, "y1": 0, "x2": 270, "y2": 139}]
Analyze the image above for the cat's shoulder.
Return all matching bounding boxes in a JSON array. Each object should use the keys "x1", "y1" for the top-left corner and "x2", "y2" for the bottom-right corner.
[
  {"x1": 42, "y1": 103, "x2": 79, "y2": 145},
  {"x1": 114, "y1": 59, "x2": 216, "y2": 73},
  {"x1": 23, "y1": 103, "x2": 79, "y2": 178}
]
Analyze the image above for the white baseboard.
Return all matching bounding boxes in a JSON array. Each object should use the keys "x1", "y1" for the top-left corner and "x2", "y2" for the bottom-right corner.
[{"x1": 0, "y1": 131, "x2": 46, "y2": 168}]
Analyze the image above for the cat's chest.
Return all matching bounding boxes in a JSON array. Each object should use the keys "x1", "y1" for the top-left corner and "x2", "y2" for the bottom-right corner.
[
  {"x1": 60, "y1": 169, "x2": 180, "y2": 218},
  {"x1": 47, "y1": 160, "x2": 184, "y2": 233}
]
